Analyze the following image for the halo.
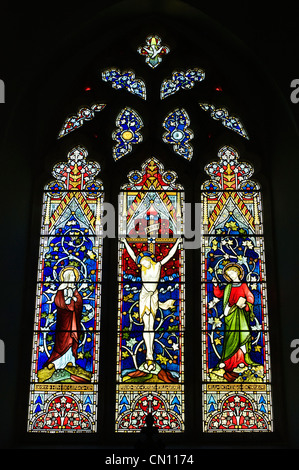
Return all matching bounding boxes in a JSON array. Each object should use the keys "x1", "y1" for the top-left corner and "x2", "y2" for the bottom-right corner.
[
  {"x1": 223, "y1": 262, "x2": 244, "y2": 282},
  {"x1": 59, "y1": 266, "x2": 80, "y2": 282},
  {"x1": 137, "y1": 251, "x2": 156, "y2": 266}
]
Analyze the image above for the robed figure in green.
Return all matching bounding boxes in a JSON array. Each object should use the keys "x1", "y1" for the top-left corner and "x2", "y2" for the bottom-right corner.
[{"x1": 213, "y1": 263, "x2": 258, "y2": 382}]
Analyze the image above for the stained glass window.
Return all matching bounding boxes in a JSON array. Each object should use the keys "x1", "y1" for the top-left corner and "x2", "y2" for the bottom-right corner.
[
  {"x1": 102, "y1": 69, "x2": 146, "y2": 100},
  {"x1": 199, "y1": 103, "x2": 249, "y2": 140},
  {"x1": 113, "y1": 107, "x2": 143, "y2": 161},
  {"x1": 162, "y1": 108, "x2": 193, "y2": 161},
  {"x1": 160, "y1": 68, "x2": 205, "y2": 99},
  {"x1": 115, "y1": 157, "x2": 185, "y2": 432},
  {"x1": 58, "y1": 104, "x2": 106, "y2": 139},
  {"x1": 201, "y1": 145, "x2": 273, "y2": 432},
  {"x1": 27, "y1": 146, "x2": 103, "y2": 433}
]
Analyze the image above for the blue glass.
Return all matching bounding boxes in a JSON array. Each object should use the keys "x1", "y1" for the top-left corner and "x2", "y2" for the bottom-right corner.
[{"x1": 161, "y1": 68, "x2": 205, "y2": 99}]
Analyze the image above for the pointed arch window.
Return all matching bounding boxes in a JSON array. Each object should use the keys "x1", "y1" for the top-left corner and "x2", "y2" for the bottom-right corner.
[
  {"x1": 28, "y1": 146, "x2": 104, "y2": 433},
  {"x1": 26, "y1": 29, "x2": 276, "y2": 441},
  {"x1": 115, "y1": 158, "x2": 185, "y2": 432}
]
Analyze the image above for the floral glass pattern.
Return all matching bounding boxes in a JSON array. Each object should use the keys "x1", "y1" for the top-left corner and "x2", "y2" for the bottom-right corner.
[
  {"x1": 27, "y1": 146, "x2": 104, "y2": 433},
  {"x1": 112, "y1": 107, "x2": 143, "y2": 161},
  {"x1": 160, "y1": 68, "x2": 205, "y2": 99},
  {"x1": 162, "y1": 108, "x2": 193, "y2": 160},
  {"x1": 199, "y1": 103, "x2": 249, "y2": 140},
  {"x1": 102, "y1": 69, "x2": 146, "y2": 100},
  {"x1": 137, "y1": 34, "x2": 170, "y2": 68},
  {"x1": 58, "y1": 104, "x2": 106, "y2": 139}
]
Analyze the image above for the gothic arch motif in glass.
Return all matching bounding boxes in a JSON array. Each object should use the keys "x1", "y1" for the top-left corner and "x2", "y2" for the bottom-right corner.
[
  {"x1": 28, "y1": 146, "x2": 103, "y2": 433},
  {"x1": 201, "y1": 145, "x2": 273, "y2": 432}
]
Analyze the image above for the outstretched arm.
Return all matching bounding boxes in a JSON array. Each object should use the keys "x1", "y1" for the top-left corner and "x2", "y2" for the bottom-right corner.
[
  {"x1": 121, "y1": 237, "x2": 137, "y2": 263},
  {"x1": 161, "y1": 238, "x2": 182, "y2": 266}
]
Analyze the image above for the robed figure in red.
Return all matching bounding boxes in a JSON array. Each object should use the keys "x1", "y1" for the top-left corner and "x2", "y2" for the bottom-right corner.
[{"x1": 44, "y1": 266, "x2": 83, "y2": 369}]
